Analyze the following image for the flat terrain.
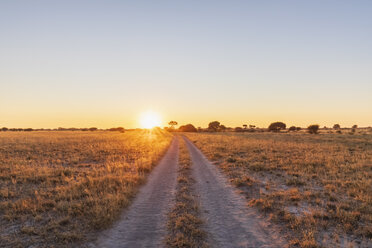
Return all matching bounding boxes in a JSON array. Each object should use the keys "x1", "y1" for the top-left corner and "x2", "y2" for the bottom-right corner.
[
  {"x1": 0, "y1": 130, "x2": 172, "y2": 247},
  {"x1": 184, "y1": 137, "x2": 285, "y2": 247},
  {"x1": 184, "y1": 132, "x2": 372, "y2": 247},
  {"x1": 93, "y1": 138, "x2": 179, "y2": 247},
  {"x1": 2, "y1": 130, "x2": 371, "y2": 247}
]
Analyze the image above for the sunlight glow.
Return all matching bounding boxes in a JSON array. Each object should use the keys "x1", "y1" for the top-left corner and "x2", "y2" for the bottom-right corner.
[{"x1": 140, "y1": 111, "x2": 162, "y2": 129}]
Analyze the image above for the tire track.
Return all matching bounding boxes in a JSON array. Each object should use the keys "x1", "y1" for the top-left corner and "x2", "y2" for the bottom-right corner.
[
  {"x1": 183, "y1": 136, "x2": 286, "y2": 248},
  {"x1": 92, "y1": 138, "x2": 179, "y2": 248}
]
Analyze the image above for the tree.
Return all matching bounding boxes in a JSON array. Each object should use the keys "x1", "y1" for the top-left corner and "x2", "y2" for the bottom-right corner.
[
  {"x1": 307, "y1": 124, "x2": 319, "y2": 134},
  {"x1": 168, "y1": 121, "x2": 178, "y2": 129},
  {"x1": 89, "y1": 127, "x2": 98, "y2": 131},
  {"x1": 333, "y1": 124, "x2": 340, "y2": 130},
  {"x1": 288, "y1": 126, "x2": 296, "y2": 132},
  {"x1": 178, "y1": 124, "x2": 197, "y2": 132},
  {"x1": 352, "y1": 125, "x2": 358, "y2": 129},
  {"x1": 219, "y1": 125, "x2": 226, "y2": 132},
  {"x1": 208, "y1": 121, "x2": 220, "y2": 132},
  {"x1": 249, "y1": 125, "x2": 256, "y2": 129},
  {"x1": 1, "y1": 127, "x2": 8, "y2": 131},
  {"x1": 109, "y1": 127, "x2": 125, "y2": 133},
  {"x1": 296, "y1": 127, "x2": 302, "y2": 131},
  {"x1": 235, "y1": 127, "x2": 244, "y2": 132},
  {"x1": 268, "y1": 122, "x2": 286, "y2": 132},
  {"x1": 243, "y1": 124, "x2": 247, "y2": 129}
]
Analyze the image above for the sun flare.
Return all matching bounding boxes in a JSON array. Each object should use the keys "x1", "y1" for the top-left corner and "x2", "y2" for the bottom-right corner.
[{"x1": 140, "y1": 111, "x2": 162, "y2": 129}]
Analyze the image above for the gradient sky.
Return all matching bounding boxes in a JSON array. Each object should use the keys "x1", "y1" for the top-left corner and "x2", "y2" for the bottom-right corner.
[{"x1": 1, "y1": 0, "x2": 371, "y2": 129}]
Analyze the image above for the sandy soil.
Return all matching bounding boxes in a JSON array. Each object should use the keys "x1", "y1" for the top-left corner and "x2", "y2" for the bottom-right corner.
[
  {"x1": 183, "y1": 137, "x2": 287, "y2": 248},
  {"x1": 90, "y1": 138, "x2": 179, "y2": 248}
]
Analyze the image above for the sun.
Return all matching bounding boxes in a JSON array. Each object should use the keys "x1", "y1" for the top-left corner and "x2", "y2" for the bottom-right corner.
[{"x1": 140, "y1": 111, "x2": 162, "y2": 129}]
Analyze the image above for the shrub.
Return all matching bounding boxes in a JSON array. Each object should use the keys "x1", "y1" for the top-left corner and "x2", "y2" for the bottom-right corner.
[
  {"x1": 352, "y1": 125, "x2": 358, "y2": 129},
  {"x1": 307, "y1": 124, "x2": 319, "y2": 134},
  {"x1": 179, "y1": 124, "x2": 197, "y2": 132},
  {"x1": 89, "y1": 127, "x2": 98, "y2": 131},
  {"x1": 296, "y1": 127, "x2": 302, "y2": 131},
  {"x1": 1, "y1": 127, "x2": 8, "y2": 131},
  {"x1": 235, "y1": 127, "x2": 244, "y2": 132},
  {"x1": 268, "y1": 122, "x2": 286, "y2": 132},
  {"x1": 333, "y1": 124, "x2": 341, "y2": 130},
  {"x1": 288, "y1": 126, "x2": 296, "y2": 132}
]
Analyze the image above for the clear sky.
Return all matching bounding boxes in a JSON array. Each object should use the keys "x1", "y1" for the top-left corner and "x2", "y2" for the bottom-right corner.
[{"x1": 1, "y1": 0, "x2": 371, "y2": 129}]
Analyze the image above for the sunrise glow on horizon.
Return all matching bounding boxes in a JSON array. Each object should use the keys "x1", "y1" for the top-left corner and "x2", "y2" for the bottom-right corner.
[{"x1": 1, "y1": 1, "x2": 372, "y2": 129}]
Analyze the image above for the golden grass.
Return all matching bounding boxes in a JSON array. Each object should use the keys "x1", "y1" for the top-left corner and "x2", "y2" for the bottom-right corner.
[
  {"x1": 0, "y1": 130, "x2": 172, "y2": 247},
  {"x1": 167, "y1": 137, "x2": 208, "y2": 248},
  {"x1": 184, "y1": 132, "x2": 372, "y2": 247}
]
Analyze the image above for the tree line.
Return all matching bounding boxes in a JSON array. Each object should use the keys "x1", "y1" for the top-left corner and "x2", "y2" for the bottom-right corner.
[{"x1": 166, "y1": 121, "x2": 361, "y2": 134}]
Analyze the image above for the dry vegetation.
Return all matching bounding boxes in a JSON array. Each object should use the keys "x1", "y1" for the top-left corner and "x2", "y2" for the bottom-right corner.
[
  {"x1": 167, "y1": 137, "x2": 208, "y2": 248},
  {"x1": 0, "y1": 130, "x2": 172, "y2": 247},
  {"x1": 184, "y1": 132, "x2": 372, "y2": 247}
]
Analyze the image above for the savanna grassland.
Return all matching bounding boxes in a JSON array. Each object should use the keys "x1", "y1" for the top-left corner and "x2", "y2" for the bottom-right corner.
[
  {"x1": 0, "y1": 130, "x2": 172, "y2": 247},
  {"x1": 184, "y1": 131, "x2": 372, "y2": 247}
]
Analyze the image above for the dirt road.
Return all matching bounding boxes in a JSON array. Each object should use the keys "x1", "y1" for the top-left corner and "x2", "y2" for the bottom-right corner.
[
  {"x1": 183, "y1": 137, "x2": 286, "y2": 248},
  {"x1": 92, "y1": 138, "x2": 179, "y2": 248}
]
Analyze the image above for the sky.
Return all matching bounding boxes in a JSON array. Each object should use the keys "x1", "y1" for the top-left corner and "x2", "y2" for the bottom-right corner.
[{"x1": 1, "y1": 0, "x2": 371, "y2": 129}]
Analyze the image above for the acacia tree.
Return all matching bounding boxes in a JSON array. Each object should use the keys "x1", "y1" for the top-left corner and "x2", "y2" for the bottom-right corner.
[
  {"x1": 333, "y1": 124, "x2": 341, "y2": 130},
  {"x1": 268, "y1": 122, "x2": 286, "y2": 132},
  {"x1": 243, "y1": 124, "x2": 247, "y2": 129},
  {"x1": 208, "y1": 121, "x2": 220, "y2": 132},
  {"x1": 168, "y1": 121, "x2": 178, "y2": 129}
]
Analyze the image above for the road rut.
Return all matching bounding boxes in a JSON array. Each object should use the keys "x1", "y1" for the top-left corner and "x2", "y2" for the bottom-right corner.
[
  {"x1": 92, "y1": 138, "x2": 179, "y2": 248},
  {"x1": 184, "y1": 137, "x2": 286, "y2": 248}
]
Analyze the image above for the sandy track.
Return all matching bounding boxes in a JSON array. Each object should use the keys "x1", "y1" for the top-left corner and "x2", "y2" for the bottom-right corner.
[
  {"x1": 183, "y1": 137, "x2": 286, "y2": 248},
  {"x1": 91, "y1": 138, "x2": 179, "y2": 248}
]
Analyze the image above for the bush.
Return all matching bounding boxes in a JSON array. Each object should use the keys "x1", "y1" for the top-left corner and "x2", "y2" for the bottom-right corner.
[
  {"x1": 288, "y1": 126, "x2": 296, "y2": 132},
  {"x1": 333, "y1": 124, "x2": 340, "y2": 129},
  {"x1": 178, "y1": 124, "x2": 197, "y2": 132},
  {"x1": 268, "y1": 122, "x2": 286, "y2": 132},
  {"x1": 296, "y1": 127, "x2": 302, "y2": 131},
  {"x1": 307, "y1": 124, "x2": 319, "y2": 134},
  {"x1": 89, "y1": 127, "x2": 98, "y2": 131},
  {"x1": 235, "y1": 127, "x2": 244, "y2": 132},
  {"x1": 1, "y1": 127, "x2": 8, "y2": 131}
]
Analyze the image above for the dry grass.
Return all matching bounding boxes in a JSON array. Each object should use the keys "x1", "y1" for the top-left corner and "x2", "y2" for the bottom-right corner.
[
  {"x1": 184, "y1": 132, "x2": 372, "y2": 247},
  {"x1": 0, "y1": 129, "x2": 172, "y2": 247},
  {"x1": 166, "y1": 137, "x2": 208, "y2": 248}
]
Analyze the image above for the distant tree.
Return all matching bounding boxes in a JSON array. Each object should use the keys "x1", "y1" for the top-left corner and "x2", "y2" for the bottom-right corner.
[
  {"x1": 288, "y1": 126, "x2": 296, "y2": 132},
  {"x1": 243, "y1": 124, "x2": 247, "y2": 129},
  {"x1": 296, "y1": 127, "x2": 302, "y2": 131},
  {"x1": 24, "y1": 128, "x2": 33, "y2": 132},
  {"x1": 249, "y1": 125, "x2": 256, "y2": 129},
  {"x1": 307, "y1": 124, "x2": 319, "y2": 134},
  {"x1": 333, "y1": 124, "x2": 341, "y2": 130},
  {"x1": 235, "y1": 127, "x2": 244, "y2": 132},
  {"x1": 268, "y1": 122, "x2": 286, "y2": 132},
  {"x1": 89, "y1": 127, "x2": 98, "y2": 131},
  {"x1": 197, "y1": 127, "x2": 203, "y2": 132},
  {"x1": 208, "y1": 121, "x2": 220, "y2": 132},
  {"x1": 168, "y1": 121, "x2": 178, "y2": 129},
  {"x1": 352, "y1": 125, "x2": 358, "y2": 129},
  {"x1": 109, "y1": 127, "x2": 125, "y2": 133},
  {"x1": 219, "y1": 125, "x2": 226, "y2": 132},
  {"x1": 1, "y1": 127, "x2": 8, "y2": 131},
  {"x1": 179, "y1": 124, "x2": 197, "y2": 132}
]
